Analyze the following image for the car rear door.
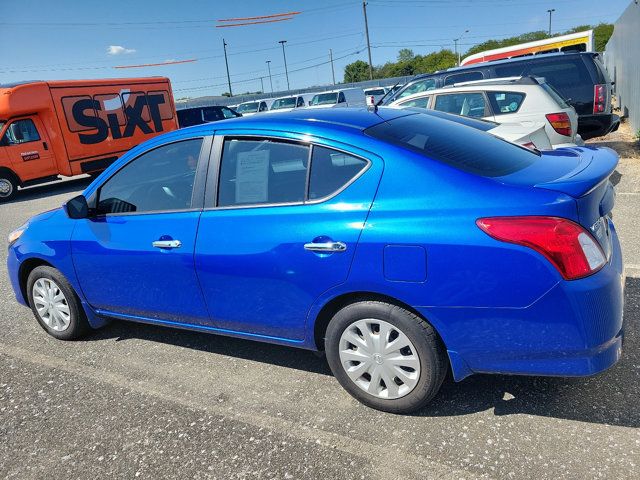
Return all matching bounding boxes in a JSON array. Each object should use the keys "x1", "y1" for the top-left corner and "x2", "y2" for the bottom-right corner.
[{"x1": 194, "y1": 132, "x2": 383, "y2": 341}]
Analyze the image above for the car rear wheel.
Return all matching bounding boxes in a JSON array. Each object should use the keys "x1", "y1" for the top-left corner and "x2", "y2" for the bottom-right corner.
[
  {"x1": 325, "y1": 300, "x2": 447, "y2": 414},
  {"x1": 0, "y1": 175, "x2": 17, "y2": 202},
  {"x1": 26, "y1": 266, "x2": 90, "y2": 340}
]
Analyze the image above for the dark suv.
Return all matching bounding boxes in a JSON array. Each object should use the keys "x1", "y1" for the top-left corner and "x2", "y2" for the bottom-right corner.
[{"x1": 385, "y1": 52, "x2": 619, "y2": 140}]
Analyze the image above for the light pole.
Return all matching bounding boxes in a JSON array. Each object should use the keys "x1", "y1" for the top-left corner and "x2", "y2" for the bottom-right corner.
[
  {"x1": 222, "y1": 38, "x2": 232, "y2": 97},
  {"x1": 453, "y1": 29, "x2": 469, "y2": 66},
  {"x1": 547, "y1": 9, "x2": 555, "y2": 36},
  {"x1": 259, "y1": 76, "x2": 264, "y2": 93},
  {"x1": 266, "y1": 60, "x2": 273, "y2": 93},
  {"x1": 362, "y1": 1, "x2": 373, "y2": 80},
  {"x1": 279, "y1": 40, "x2": 290, "y2": 90},
  {"x1": 329, "y1": 49, "x2": 336, "y2": 85}
]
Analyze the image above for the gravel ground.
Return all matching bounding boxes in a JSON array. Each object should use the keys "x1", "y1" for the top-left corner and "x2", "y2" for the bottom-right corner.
[{"x1": 0, "y1": 125, "x2": 639, "y2": 479}]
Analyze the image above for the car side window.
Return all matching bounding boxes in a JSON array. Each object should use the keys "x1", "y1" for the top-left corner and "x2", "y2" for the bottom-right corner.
[
  {"x1": 487, "y1": 91, "x2": 526, "y2": 115},
  {"x1": 397, "y1": 79, "x2": 436, "y2": 99},
  {"x1": 308, "y1": 146, "x2": 368, "y2": 200},
  {"x1": 96, "y1": 138, "x2": 203, "y2": 215},
  {"x1": 443, "y1": 71, "x2": 484, "y2": 86},
  {"x1": 259, "y1": 102, "x2": 268, "y2": 112},
  {"x1": 2, "y1": 119, "x2": 41, "y2": 145},
  {"x1": 297, "y1": 97, "x2": 305, "y2": 107},
  {"x1": 434, "y1": 93, "x2": 487, "y2": 118},
  {"x1": 218, "y1": 139, "x2": 310, "y2": 207},
  {"x1": 338, "y1": 92, "x2": 346, "y2": 103},
  {"x1": 399, "y1": 96, "x2": 430, "y2": 109},
  {"x1": 222, "y1": 107, "x2": 237, "y2": 119}
]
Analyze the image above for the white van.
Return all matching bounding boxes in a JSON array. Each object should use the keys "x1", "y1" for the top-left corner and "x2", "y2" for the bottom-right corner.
[
  {"x1": 364, "y1": 87, "x2": 389, "y2": 106},
  {"x1": 236, "y1": 99, "x2": 273, "y2": 116},
  {"x1": 269, "y1": 94, "x2": 313, "y2": 112},
  {"x1": 308, "y1": 88, "x2": 366, "y2": 109}
]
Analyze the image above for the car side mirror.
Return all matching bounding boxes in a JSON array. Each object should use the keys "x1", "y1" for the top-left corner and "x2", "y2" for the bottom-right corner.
[{"x1": 64, "y1": 194, "x2": 89, "y2": 219}]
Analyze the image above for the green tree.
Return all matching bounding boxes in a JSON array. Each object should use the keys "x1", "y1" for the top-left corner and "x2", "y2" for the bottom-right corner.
[
  {"x1": 397, "y1": 48, "x2": 415, "y2": 62},
  {"x1": 344, "y1": 60, "x2": 370, "y2": 83}
]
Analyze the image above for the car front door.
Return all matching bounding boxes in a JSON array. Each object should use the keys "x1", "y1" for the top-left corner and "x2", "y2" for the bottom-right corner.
[
  {"x1": 194, "y1": 133, "x2": 383, "y2": 341},
  {"x1": 71, "y1": 135, "x2": 212, "y2": 324}
]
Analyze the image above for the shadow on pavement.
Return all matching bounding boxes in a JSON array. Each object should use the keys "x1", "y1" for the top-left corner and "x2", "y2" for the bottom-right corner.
[
  {"x1": 5, "y1": 177, "x2": 93, "y2": 205},
  {"x1": 85, "y1": 277, "x2": 640, "y2": 428}
]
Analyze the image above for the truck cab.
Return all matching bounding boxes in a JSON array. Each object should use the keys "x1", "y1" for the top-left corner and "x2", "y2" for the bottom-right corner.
[{"x1": 0, "y1": 78, "x2": 178, "y2": 201}]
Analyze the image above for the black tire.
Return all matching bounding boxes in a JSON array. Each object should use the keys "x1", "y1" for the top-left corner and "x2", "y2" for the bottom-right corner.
[
  {"x1": 26, "y1": 266, "x2": 90, "y2": 340},
  {"x1": 0, "y1": 173, "x2": 17, "y2": 202},
  {"x1": 325, "y1": 301, "x2": 447, "y2": 414}
]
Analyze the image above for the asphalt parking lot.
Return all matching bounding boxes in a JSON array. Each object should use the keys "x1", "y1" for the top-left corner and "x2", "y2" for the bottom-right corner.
[{"x1": 1, "y1": 130, "x2": 639, "y2": 479}]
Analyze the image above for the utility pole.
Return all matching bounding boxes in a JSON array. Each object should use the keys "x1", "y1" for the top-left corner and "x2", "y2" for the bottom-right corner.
[
  {"x1": 279, "y1": 40, "x2": 290, "y2": 90},
  {"x1": 223, "y1": 38, "x2": 233, "y2": 97},
  {"x1": 266, "y1": 60, "x2": 273, "y2": 93},
  {"x1": 547, "y1": 9, "x2": 555, "y2": 35},
  {"x1": 329, "y1": 49, "x2": 336, "y2": 85},
  {"x1": 453, "y1": 29, "x2": 469, "y2": 66},
  {"x1": 362, "y1": 1, "x2": 374, "y2": 80}
]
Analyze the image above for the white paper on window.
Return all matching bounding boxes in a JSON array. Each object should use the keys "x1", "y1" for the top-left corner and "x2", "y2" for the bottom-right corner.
[{"x1": 235, "y1": 149, "x2": 270, "y2": 203}]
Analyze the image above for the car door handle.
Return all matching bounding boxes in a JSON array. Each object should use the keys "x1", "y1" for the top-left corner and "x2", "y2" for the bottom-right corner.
[
  {"x1": 304, "y1": 241, "x2": 347, "y2": 253},
  {"x1": 152, "y1": 240, "x2": 182, "y2": 249}
]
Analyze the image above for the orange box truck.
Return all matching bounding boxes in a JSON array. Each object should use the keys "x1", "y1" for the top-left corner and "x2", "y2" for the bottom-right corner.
[{"x1": 0, "y1": 77, "x2": 178, "y2": 201}]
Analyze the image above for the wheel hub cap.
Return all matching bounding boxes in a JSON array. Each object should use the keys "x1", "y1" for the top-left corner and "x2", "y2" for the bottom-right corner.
[
  {"x1": 338, "y1": 318, "x2": 421, "y2": 400},
  {"x1": 0, "y1": 180, "x2": 11, "y2": 196},
  {"x1": 32, "y1": 278, "x2": 71, "y2": 332}
]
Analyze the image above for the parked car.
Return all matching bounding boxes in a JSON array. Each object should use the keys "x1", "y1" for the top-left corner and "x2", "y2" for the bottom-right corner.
[
  {"x1": 0, "y1": 78, "x2": 178, "y2": 201},
  {"x1": 269, "y1": 94, "x2": 312, "y2": 112},
  {"x1": 8, "y1": 108, "x2": 623, "y2": 414},
  {"x1": 177, "y1": 105, "x2": 241, "y2": 128},
  {"x1": 390, "y1": 76, "x2": 578, "y2": 148},
  {"x1": 384, "y1": 52, "x2": 619, "y2": 140},
  {"x1": 364, "y1": 87, "x2": 389, "y2": 106},
  {"x1": 236, "y1": 99, "x2": 272, "y2": 116},
  {"x1": 308, "y1": 88, "x2": 365, "y2": 108}
]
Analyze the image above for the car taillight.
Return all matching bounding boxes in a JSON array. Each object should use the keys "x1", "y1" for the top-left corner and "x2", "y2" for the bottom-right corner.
[
  {"x1": 545, "y1": 112, "x2": 572, "y2": 137},
  {"x1": 593, "y1": 84, "x2": 606, "y2": 114},
  {"x1": 476, "y1": 216, "x2": 606, "y2": 280}
]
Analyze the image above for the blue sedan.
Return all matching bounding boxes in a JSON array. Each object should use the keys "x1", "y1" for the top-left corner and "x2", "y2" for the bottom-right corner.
[{"x1": 6, "y1": 108, "x2": 624, "y2": 413}]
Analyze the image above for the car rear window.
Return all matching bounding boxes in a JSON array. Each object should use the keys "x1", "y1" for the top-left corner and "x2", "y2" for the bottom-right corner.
[
  {"x1": 486, "y1": 91, "x2": 526, "y2": 115},
  {"x1": 365, "y1": 113, "x2": 538, "y2": 177},
  {"x1": 443, "y1": 71, "x2": 484, "y2": 86}
]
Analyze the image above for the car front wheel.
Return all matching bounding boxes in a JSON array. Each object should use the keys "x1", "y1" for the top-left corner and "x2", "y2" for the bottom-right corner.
[
  {"x1": 26, "y1": 266, "x2": 90, "y2": 340},
  {"x1": 325, "y1": 301, "x2": 447, "y2": 414}
]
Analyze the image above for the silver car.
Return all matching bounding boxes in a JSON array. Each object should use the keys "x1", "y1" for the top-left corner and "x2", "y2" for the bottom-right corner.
[{"x1": 389, "y1": 76, "x2": 580, "y2": 148}]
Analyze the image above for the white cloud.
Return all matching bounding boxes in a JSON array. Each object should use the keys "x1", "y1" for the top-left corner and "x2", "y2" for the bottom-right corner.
[{"x1": 107, "y1": 45, "x2": 136, "y2": 55}]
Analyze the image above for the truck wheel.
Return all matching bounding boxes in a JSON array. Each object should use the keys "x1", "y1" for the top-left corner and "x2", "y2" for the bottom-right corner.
[{"x1": 0, "y1": 174, "x2": 17, "y2": 201}]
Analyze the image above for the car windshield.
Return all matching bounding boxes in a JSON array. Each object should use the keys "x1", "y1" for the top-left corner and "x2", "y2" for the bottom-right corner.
[
  {"x1": 311, "y1": 93, "x2": 338, "y2": 105},
  {"x1": 238, "y1": 102, "x2": 260, "y2": 113},
  {"x1": 271, "y1": 97, "x2": 297, "y2": 110},
  {"x1": 365, "y1": 112, "x2": 537, "y2": 177}
]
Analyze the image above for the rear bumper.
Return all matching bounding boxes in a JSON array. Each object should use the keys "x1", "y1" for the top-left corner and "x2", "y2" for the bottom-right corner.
[
  {"x1": 578, "y1": 113, "x2": 620, "y2": 140},
  {"x1": 421, "y1": 221, "x2": 625, "y2": 381}
]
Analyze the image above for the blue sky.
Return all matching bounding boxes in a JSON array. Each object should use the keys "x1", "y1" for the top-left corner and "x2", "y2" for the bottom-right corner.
[{"x1": 0, "y1": 0, "x2": 630, "y2": 99}]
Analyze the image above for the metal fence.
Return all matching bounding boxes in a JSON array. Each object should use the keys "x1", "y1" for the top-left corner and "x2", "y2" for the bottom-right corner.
[
  {"x1": 174, "y1": 75, "x2": 415, "y2": 110},
  {"x1": 604, "y1": 1, "x2": 640, "y2": 134}
]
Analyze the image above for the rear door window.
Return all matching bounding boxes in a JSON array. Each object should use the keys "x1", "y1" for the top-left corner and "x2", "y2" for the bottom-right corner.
[
  {"x1": 433, "y1": 92, "x2": 488, "y2": 118},
  {"x1": 486, "y1": 91, "x2": 526, "y2": 115},
  {"x1": 443, "y1": 71, "x2": 483, "y2": 86},
  {"x1": 218, "y1": 139, "x2": 309, "y2": 207}
]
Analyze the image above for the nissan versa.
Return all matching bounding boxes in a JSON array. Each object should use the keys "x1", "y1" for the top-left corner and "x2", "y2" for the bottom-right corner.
[{"x1": 7, "y1": 108, "x2": 624, "y2": 413}]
